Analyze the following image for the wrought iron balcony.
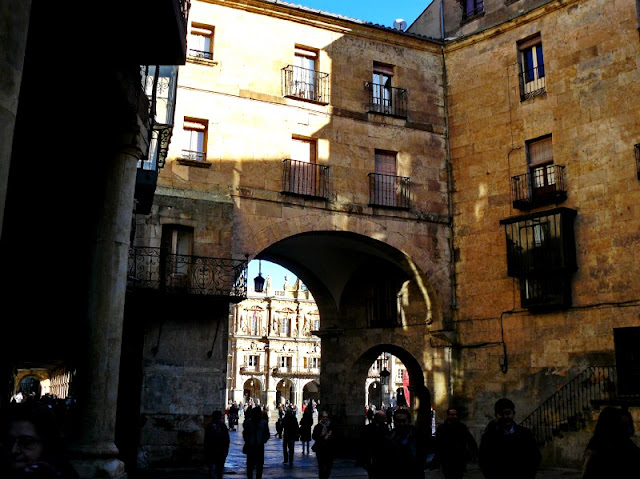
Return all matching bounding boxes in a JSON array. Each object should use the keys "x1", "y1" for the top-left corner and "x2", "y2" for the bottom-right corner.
[
  {"x1": 271, "y1": 366, "x2": 320, "y2": 378},
  {"x1": 511, "y1": 165, "x2": 567, "y2": 210},
  {"x1": 501, "y1": 208, "x2": 577, "y2": 310},
  {"x1": 519, "y1": 64, "x2": 546, "y2": 100},
  {"x1": 281, "y1": 65, "x2": 330, "y2": 104},
  {"x1": 365, "y1": 82, "x2": 408, "y2": 118},
  {"x1": 368, "y1": 173, "x2": 410, "y2": 209},
  {"x1": 282, "y1": 159, "x2": 330, "y2": 199},
  {"x1": 500, "y1": 207, "x2": 577, "y2": 278},
  {"x1": 127, "y1": 247, "x2": 247, "y2": 301}
]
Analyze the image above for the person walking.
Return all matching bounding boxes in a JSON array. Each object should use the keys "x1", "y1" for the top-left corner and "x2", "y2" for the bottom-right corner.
[
  {"x1": 582, "y1": 406, "x2": 640, "y2": 478},
  {"x1": 281, "y1": 408, "x2": 300, "y2": 466},
  {"x1": 228, "y1": 402, "x2": 239, "y2": 432},
  {"x1": 204, "y1": 410, "x2": 230, "y2": 479},
  {"x1": 242, "y1": 406, "x2": 270, "y2": 479},
  {"x1": 299, "y1": 404, "x2": 314, "y2": 454},
  {"x1": 312, "y1": 411, "x2": 335, "y2": 479},
  {"x1": 478, "y1": 398, "x2": 541, "y2": 479},
  {"x1": 381, "y1": 407, "x2": 428, "y2": 479},
  {"x1": 433, "y1": 407, "x2": 478, "y2": 479},
  {"x1": 358, "y1": 409, "x2": 389, "y2": 479}
]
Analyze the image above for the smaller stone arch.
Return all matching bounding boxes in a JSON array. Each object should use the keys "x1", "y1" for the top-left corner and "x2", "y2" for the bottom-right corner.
[
  {"x1": 243, "y1": 377, "x2": 262, "y2": 405},
  {"x1": 302, "y1": 380, "x2": 320, "y2": 404},
  {"x1": 276, "y1": 378, "x2": 295, "y2": 406}
]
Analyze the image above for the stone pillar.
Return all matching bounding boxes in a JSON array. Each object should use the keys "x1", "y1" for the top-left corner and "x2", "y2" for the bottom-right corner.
[
  {"x1": 0, "y1": 0, "x2": 31, "y2": 242},
  {"x1": 70, "y1": 134, "x2": 143, "y2": 479}
]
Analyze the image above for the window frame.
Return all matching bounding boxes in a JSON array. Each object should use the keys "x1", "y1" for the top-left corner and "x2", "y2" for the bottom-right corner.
[
  {"x1": 188, "y1": 24, "x2": 214, "y2": 61},
  {"x1": 182, "y1": 118, "x2": 208, "y2": 162},
  {"x1": 518, "y1": 34, "x2": 546, "y2": 100},
  {"x1": 462, "y1": 0, "x2": 484, "y2": 21}
]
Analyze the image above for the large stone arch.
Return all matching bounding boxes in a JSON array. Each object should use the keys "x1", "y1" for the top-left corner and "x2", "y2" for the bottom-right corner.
[{"x1": 237, "y1": 228, "x2": 450, "y2": 448}]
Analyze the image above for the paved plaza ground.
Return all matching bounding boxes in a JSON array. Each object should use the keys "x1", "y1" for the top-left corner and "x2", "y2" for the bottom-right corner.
[{"x1": 133, "y1": 417, "x2": 583, "y2": 479}]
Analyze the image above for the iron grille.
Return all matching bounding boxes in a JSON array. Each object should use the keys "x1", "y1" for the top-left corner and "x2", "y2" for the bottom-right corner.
[
  {"x1": 365, "y1": 82, "x2": 408, "y2": 118},
  {"x1": 281, "y1": 65, "x2": 330, "y2": 104},
  {"x1": 127, "y1": 247, "x2": 247, "y2": 301},
  {"x1": 519, "y1": 64, "x2": 546, "y2": 100},
  {"x1": 511, "y1": 165, "x2": 567, "y2": 210},
  {"x1": 282, "y1": 159, "x2": 330, "y2": 199},
  {"x1": 368, "y1": 173, "x2": 410, "y2": 209}
]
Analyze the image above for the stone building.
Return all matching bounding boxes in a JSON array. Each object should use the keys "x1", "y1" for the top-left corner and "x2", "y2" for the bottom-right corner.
[
  {"x1": 228, "y1": 277, "x2": 321, "y2": 409},
  {"x1": 129, "y1": 0, "x2": 450, "y2": 466},
  {"x1": 410, "y1": 0, "x2": 640, "y2": 466},
  {"x1": 3, "y1": 0, "x2": 640, "y2": 475}
]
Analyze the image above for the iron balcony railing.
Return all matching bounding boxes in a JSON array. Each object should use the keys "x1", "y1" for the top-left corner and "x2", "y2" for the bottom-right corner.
[
  {"x1": 127, "y1": 246, "x2": 247, "y2": 301},
  {"x1": 519, "y1": 64, "x2": 546, "y2": 100},
  {"x1": 462, "y1": 0, "x2": 484, "y2": 20},
  {"x1": 365, "y1": 82, "x2": 408, "y2": 118},
  {"x1": 181, "y1": 149, "x2": 206, "y2": 162},
  {"x1": 282, "y1": 159, "x2": 330, "y2": 199},
  {"x1": 271, "y1": 366, "x2": 321, "y2": 378},
  {"x1": 511, "y1": 165, "x2": 567, "y2": 210},
  {"x1": 521, "y1": 366, "x2": 622, "y2": 446},
  {"x1": 281, "y1": 65, "x2": 330, "y2": 104},
  {"x1": 368, "y1": 173, "x2": 410, "y2": 209},
  {"x1": 188, "y1": 48, "x2": 213, "y2": 60}
]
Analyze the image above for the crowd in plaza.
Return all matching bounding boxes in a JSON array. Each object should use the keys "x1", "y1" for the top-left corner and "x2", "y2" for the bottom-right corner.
[{"x1": 1, "y1": 395, "x2": 639, "y2": 479}]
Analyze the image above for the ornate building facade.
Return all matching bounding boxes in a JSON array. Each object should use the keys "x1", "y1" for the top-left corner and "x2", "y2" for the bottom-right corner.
[{"x1": 228, "y1": 278, "x2": 321, "y2": 409}]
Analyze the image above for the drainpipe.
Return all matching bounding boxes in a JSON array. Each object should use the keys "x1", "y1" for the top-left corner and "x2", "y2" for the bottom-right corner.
[{"x1": 440, "y1": 0, "x2": 445, "y2": 40}]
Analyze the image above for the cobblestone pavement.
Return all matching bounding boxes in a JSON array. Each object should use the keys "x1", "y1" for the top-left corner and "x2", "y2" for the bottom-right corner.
[{"x1": 134, "y1": 417, "x2": 583, "y2": 479}]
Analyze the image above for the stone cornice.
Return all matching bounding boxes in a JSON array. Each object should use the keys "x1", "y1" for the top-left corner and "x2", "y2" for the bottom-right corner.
[{"x1": 199, "y1": 0, "x2": 443, "y2": 52}]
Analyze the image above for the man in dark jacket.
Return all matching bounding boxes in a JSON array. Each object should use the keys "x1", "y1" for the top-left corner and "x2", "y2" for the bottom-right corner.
[
  {"x1": 478, "y1": 398, "x2": 541, "y2": 479},
  {"x1": 281, "y1": 408, "x2": 300, "y2": 466},
  {"x1": 434, "y1": 407, "x2": 478, "y2": 479},
  {"x1": 358, "y1": 410, "x2": 389, "y2": 479},
  {"x1": 204, "y1": 410, "x2": 230, "y2": 479},
  {"x1": 381, "y1": 408, "x2": 428, "y2": 479}
]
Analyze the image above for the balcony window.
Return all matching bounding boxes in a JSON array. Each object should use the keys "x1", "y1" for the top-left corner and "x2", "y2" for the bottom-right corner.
[
  {"x1": 282, "y1": 46, "x2": 329, "y2": 103},
  {"x1": 188, "y1": 24, "x2": 214, "y2": 60},
  {"x1": 500, "y1": 208, "x2": 577, "y2": 310},
  {"x1": 282, "y1": 137, "x2": 329, "y2": 199},
  {"x1": 519, "y1": 35, "x2": 546, "y2": 100},
  {"x1": 369, "y1": 150, "x2": 410, "y2": 209},
  {"x1": 366, "y1": 62, "x2": 407, "y2": 117},
  {"x1": 511, "y1": 136, "x2": 566, "y2": 209},
  {"x1": 462, "y1": 0, "x2": 484, "y2": 20},
  {"x1": 182, "y1": 118, "x2": 207, "y2": 162},
  {"x1": 247, "y1": 355, "x2": 259, "y2": 370},
  {"x1": 279, "y1": 356, "x2": 292, "y2": 372},
  {"x1": 161, "y1": 225, "x2": 193, "y2": 290}
]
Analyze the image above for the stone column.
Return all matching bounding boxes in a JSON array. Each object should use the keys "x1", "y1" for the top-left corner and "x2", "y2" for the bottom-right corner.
[{"x1": 70, "y1": 132, "x2": 143, "y2": 479}]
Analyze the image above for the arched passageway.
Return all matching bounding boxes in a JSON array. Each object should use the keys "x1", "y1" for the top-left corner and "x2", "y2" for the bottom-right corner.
[{"x1": 253, "y1": 231, "x2": 449, "y2": 451}]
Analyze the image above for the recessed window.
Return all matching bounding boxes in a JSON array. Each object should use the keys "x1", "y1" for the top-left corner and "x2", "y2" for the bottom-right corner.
[
  {"x1": 188, "y1": 24, "x2": 214, "y2": 60},
  {"x1": 182, "y1": 118, "x2": 207, "y2": 162},
  {"x1": 518, "y1": 35, "x2": 546, "y2": 100},
  {"x1": 462, "y1": 0, "x2": 484, "y2": 20}
]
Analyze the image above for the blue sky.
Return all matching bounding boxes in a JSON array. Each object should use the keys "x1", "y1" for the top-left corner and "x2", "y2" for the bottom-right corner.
[
  {"x1": 287, "y1": 0, "x2": 433, "y2": 28},
  {"x1": 248, "y1": 260, "x2": 299, "y2": 292}
]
